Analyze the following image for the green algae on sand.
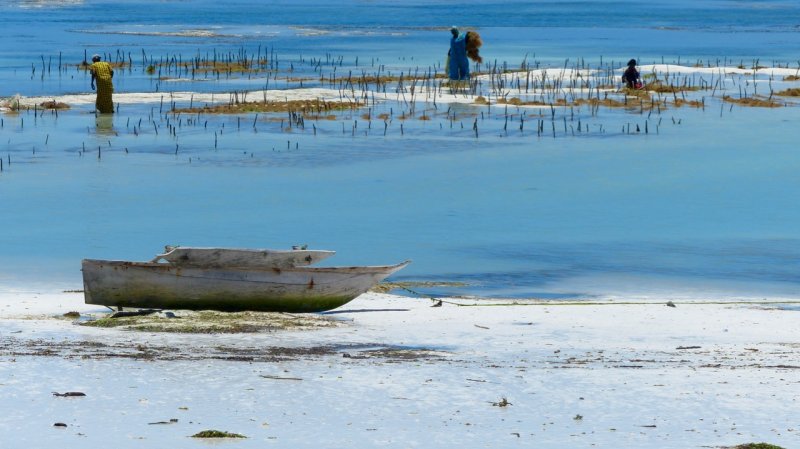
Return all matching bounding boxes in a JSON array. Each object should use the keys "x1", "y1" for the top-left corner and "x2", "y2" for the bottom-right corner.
[
  {"x1": 191, "y1": 430, "x2": 247, "y2": 438},
  {"x1": 81, "y1": 310, "x2": 341, "y2": 333},
  {"x1": 729, "y1": 444, "x2": 786, "y2": 449}
]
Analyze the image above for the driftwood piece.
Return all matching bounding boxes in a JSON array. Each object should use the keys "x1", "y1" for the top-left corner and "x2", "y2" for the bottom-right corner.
[
  {"x1": 52, "y1": 391, "x2": 86, "y2": 397},
  {"x1": 109, "y1": 309, "x2": 159, "y2": 319}
]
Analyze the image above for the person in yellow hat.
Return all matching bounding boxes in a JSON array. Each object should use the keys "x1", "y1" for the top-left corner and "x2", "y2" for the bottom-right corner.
[{"x1": 89, "y1": 54, "x2": 114, "y2": 113}]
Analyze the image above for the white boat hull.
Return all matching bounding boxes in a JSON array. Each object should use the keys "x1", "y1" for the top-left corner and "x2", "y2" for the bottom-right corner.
[{"x1": 82, "y1": 259, "x2": 409, "y2": 313}]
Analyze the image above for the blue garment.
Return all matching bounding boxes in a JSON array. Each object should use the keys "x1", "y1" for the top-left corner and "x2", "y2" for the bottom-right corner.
[{"x1": 448, "y1": 33, "x2": 469, "y2": 80}]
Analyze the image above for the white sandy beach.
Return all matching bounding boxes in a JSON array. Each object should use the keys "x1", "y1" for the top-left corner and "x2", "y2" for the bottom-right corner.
[{"x1": 1, "y1": 289, "x2": 797, "y2": 449}]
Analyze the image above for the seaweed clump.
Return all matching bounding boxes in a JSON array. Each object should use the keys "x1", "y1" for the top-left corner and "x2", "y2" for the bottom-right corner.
[
  {"x1": 722, "y1": 95, "x2": 782, "y2": 108},
  {"x1": 643, "y1": 80, "x2": 704, "y2": 94},
  {"x1": 172, "y1": 99, "x2": 362, "y2": 115},
  {"x1": 40, "y1": 100, "x2": 70, "y2": 110},
  {"x1": 191, "y1": 430, "x2": 246, "y2": 438},
  {"x1": 496, "y1": 97, "x2": 548, "y2": 106},
  {"x1": 673, "y1": 98, "x2": 704, "y2": 108},
  {"x1": 729, "y1": 444, "x2": 785, "y2": 449},
  {"x1": 776, "y1": 88, "x2": 800, "y2": 97}
]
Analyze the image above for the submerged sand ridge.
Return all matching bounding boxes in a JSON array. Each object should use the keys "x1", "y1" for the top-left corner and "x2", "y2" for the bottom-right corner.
[
  {"x1": 12, "y1": 88, "x2": 353, "y2": 108},
  {"x1": 9, "y1": 63, "x2": 800, "y2": 113}
]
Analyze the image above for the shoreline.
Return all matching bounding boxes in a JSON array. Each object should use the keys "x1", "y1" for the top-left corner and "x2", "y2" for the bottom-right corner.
[
  {"x1": 2, "y1": 287, "x2": 800, "y2": 319},
  {"x1": 1, "y1": 290, "x2": 797, "y2": 448}
]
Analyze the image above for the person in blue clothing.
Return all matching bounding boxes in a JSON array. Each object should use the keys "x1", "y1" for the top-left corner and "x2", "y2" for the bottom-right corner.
[
  {"x1": 447, "y1": 27, "x2": 482, "y2": 82},
  {"x1": 448, "y1": 27, "x2": 470, "y2": 81}
]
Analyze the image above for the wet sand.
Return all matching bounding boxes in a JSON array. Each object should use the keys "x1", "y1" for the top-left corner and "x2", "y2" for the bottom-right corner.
[{"x1": 1, "y1": 290, "x2": 797, "y2": 448}]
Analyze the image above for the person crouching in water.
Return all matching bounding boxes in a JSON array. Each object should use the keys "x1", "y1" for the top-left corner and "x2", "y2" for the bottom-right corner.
[
  {"x1": 89, "y1": 54, "x2": 114, "y2": 113},
  {"x1": 622, "y1": 58, "x2": 642, "y2": 89},
  {"x1": 447, "y1": 27, "x2": 483, "y2": 84}
]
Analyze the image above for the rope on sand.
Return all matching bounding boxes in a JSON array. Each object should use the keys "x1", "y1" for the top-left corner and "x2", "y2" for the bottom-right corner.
[{"x1": 394, "y1": 285, "x2": 462, "y2": 307}]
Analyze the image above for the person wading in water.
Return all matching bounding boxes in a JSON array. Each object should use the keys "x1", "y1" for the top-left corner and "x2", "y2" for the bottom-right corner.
[
  {"x1": 447, "y1": 27, "x2": 483, "y2": 85},
  {"x1": 622, "y1": 58, "x2": 642, "y2": 89},
  {"x1": 89, "y1": 54, "x2": 114, "y2": 113}
]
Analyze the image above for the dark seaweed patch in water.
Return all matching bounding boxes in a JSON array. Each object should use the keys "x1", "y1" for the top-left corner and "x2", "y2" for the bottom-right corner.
[
  {"x1": 455, "y1": 239, "x2": 800, "y2": 285},
  {"x1": 773, "y1": 304, "x2": 800, "y2": 311},
  {"x1": 390, "y1": 272, "x2": 586, "y2": 300},
  {"x1": 388, "y1": 238, "x2": 800, "y2": 299}
]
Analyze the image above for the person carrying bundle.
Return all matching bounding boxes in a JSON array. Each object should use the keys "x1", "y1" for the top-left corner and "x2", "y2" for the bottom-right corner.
[{"x1": 447, "y1": 27, "x2": 483, "y2": 81}]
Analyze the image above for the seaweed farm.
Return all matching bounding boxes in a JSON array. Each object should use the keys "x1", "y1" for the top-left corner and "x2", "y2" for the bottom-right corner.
[
  {"x1": 2, "y1": 2, "x2": 800, "y2": 449},
  {"x1": 4, "y1": 49, "x2": 800, "y2": 301}
]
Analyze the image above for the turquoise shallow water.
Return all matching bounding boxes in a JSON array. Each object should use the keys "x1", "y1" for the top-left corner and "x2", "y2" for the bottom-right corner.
[{"x1": 1, "y1": 0, "x2": 800, "y2": 299}]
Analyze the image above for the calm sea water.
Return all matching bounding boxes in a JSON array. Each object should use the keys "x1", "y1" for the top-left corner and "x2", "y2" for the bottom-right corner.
[{"x1": 1, "y1": 0, "x2": 800, "y2": 300}]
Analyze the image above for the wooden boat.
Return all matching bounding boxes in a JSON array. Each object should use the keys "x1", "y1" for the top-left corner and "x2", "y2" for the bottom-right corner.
[
  {"x1": 152, "y1": 246, "x2": 336, "y2": 268},
  {"x1": 81, "y1": 258, "x2": 409, "y2": 313}
]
